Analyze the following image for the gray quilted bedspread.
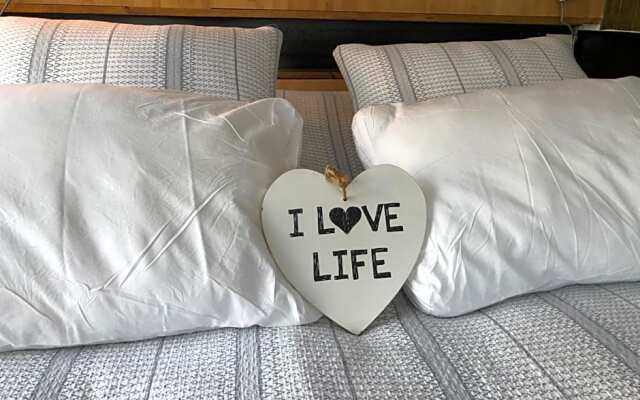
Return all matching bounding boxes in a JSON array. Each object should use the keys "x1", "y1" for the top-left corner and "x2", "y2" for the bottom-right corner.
[
  {"x1": 2, "y1": 91, "x2": 639, "y2": 399},
  {"x1": 2, "y1": 286, "x2": 640, "y2": 399}
]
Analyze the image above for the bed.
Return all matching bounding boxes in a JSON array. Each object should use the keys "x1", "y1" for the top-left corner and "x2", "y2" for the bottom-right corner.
[
  {"x1": 1, "y1": 14, "x2": 639, "y2": 400},
  {"x1": 0, "y1": 89, "x2": 638, "y2": 399}
]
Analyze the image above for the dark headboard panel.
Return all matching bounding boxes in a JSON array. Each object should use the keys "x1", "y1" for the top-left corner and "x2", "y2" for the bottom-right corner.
[
  {"x1": 575, "y1": 30, "x2": 640, "y2": 78},
  {"x1": 14, "y1": 13, "x2": 571, "y2": 70},
  {"x1": 277, "y1": 20, "x2": 572, "y2": 70}
]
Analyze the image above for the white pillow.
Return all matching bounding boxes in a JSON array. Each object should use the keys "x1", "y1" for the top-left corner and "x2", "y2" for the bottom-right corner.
[
  {"x1": 0, "y1": 84, "x2": 320, "y2": 351},
  {"x1": 353, "y1": 77, "x2": 640, "y2": 317}
]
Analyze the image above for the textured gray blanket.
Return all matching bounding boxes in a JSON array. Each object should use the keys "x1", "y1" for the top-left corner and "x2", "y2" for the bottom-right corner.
[
  {"x1": 2, "y1": 285, "x2": 640, "y2": 399},
  {"x1": 1, "y1": 91, "x2": 639, "y2": 399}
]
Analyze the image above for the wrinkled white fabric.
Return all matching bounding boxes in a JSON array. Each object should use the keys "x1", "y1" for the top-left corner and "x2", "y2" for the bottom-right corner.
[
  {"x1": 0, "y1": 84, "x2": 320, "y2": 351},
  {"x1": 353, "y1": 77, "x2": 640, "y2": 317}
]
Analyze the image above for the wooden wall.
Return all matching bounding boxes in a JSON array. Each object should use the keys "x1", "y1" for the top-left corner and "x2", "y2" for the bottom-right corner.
[
  {"x1": 602, "y1": 0, "x2": 640, "y2": 31},
  {"x1": 4, "y1": 0, "x2": 605, "y2": 25}
]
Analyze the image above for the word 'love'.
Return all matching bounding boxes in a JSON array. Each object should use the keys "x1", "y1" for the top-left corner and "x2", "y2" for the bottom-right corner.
[{"x1": 287, "y1": 203, "x2": 403, "y2": 236}]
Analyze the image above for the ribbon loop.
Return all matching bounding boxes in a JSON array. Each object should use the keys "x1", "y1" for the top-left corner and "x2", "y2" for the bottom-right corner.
[{"x1": 324, "y1": 165, "x2": 350, "y2": 201}]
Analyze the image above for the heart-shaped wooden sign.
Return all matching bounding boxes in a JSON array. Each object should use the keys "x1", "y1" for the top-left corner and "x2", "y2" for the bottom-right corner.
[{"x1": 262, "y1": 165, "x2": 427, "y2": 334}]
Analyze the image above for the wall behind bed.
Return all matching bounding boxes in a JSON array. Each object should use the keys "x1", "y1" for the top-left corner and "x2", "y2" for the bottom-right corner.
[
  {"x1": 602, "y1": 0, "x2": 640, "y2": 31},
  {"x1": 5, "y1": 1, "x2": 605, "y2": 25}
]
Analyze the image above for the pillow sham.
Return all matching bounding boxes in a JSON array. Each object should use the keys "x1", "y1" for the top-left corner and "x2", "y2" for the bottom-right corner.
[
  {"x1": 352, "y1": 77, "x2": 640, "y2": 317},
  {"x1": 0, "y1": 84, "x2": 320, "y2": 351},
  {"x1": 0, "y1": 17, "x2": 282, "y2": 101},
  {"x1": 335, "y1": 35, "x2": 586, "y2": 110}
]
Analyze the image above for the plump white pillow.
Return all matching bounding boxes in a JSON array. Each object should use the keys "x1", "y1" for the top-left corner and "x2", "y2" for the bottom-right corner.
[
  {"x1": 0, "y1": 84, "x2": 320, "y2": 351},
  {"x1": 353, "y1": 77, "x2": 640, "y2": 317}
]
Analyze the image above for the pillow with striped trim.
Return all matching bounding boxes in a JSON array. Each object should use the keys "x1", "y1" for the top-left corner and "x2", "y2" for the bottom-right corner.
[
  {"x1": 334, "y1": 35, "x2": 586, "y2": 110},
  {"x1": 0, "y1": 16, "x2": 282, "y2": 101}
]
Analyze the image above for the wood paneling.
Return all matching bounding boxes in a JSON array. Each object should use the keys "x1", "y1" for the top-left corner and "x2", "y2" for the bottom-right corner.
[
  {"x1": 278, "y1": 70, "x2": 345, "y2": 91},
  {"x1": 2, "y1": 0, "x2": 605, "y2": 24},
  {"x1": 602, "y1": 0, "x2": 640, "y2": 31},
  {"x1": 277, "y1": 79, "x2": 346, "y2": 91}
]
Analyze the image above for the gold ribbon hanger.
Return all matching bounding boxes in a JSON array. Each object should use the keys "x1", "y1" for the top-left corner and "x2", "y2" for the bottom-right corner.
[{"x1": 324, "y1": 165, "x2": 351, "y2": 201}]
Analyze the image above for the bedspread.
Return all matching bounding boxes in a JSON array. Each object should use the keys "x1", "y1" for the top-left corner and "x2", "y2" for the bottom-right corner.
[{"x1": 2, "y1": 285, "x2": 640, "y2": 399}]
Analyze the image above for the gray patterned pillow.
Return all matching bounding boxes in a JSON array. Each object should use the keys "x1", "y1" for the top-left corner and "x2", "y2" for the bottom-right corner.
[
  {"x1": 334, "y1": 35, "x2": 586, "y2": 110},
  {"x1": 0, "y1": 17, "x2": 282, "y2": 101}
]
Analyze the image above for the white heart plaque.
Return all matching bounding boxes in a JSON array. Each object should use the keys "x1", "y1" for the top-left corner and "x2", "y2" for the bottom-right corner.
[{"x1": 262, "y1": 165, "x2": 426, "y2": 334}]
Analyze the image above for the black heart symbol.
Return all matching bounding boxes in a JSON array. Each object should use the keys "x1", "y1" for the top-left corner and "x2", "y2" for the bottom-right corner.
[{"x1": 329, "y1": 207, "x2": 362, "y2": 234}]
